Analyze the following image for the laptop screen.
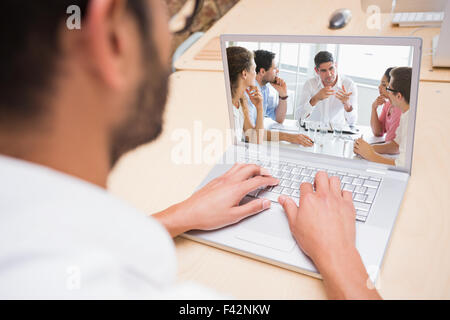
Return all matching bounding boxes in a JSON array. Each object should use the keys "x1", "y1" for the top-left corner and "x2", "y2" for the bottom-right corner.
[{"x1": 223, "y1": 35, "x2": 420, "y2": 172}]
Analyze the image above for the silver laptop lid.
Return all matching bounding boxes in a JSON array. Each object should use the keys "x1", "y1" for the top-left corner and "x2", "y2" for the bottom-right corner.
[{"x1": 220, "y1": 34, "x2": 422, "y2": 175}]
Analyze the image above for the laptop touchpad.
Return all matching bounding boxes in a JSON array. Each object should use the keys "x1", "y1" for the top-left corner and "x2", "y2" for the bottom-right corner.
[{"x1": 235, "y1": 197, "x2": 297, "y2": 252}]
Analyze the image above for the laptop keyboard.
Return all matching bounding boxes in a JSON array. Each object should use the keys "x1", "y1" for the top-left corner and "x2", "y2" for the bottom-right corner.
[{"x1": 239, "y1": 155, "x2": 382, "y2": 222}]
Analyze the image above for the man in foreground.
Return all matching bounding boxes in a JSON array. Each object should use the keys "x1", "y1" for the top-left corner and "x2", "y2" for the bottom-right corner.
[{"x1": 0, "y1": 0, "x2": 380, "y2": 299}]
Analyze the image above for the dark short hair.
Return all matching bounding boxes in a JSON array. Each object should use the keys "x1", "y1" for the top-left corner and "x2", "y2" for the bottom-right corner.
[
  {"x1": 384, "y1": 67, "x2": 395, "y2": 83},
  {"x1": 314, "y1": 51, "x2": 334, "y2": 69},
  {"x1": 390, "y1": 67, "x2": 412, "y2": 104},
  {"x1": 254, "y1": 50, "x2": 275, "y2": 74},
  {"x1": 0, "y1": 0, "x2": 148, "y2": 127}
]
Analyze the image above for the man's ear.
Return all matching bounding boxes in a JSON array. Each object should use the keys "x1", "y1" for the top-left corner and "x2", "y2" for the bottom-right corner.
[
  {"x1": 82, "y1": 0, "x2": 129, "y2": 89},
  {"x1": 314, "y1": 67, "x2": 319, "y2": 74}
]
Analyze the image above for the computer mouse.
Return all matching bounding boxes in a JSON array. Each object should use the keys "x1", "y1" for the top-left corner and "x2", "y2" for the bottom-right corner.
[{"x1": 329, "y1": 9, "x2": 352, "y2": 29}]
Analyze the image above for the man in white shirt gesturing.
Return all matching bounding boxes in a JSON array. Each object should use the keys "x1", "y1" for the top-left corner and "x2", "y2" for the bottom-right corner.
[{"x1": 295, "y1": 51, "x2": 358, "y2": 126}]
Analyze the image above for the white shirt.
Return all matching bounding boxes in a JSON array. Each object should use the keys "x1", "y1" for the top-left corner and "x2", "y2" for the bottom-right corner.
[
  {"x1": 295, "y1": 74, "x2": 358, "y2": 126},
  {"x1": 0, "y1": 155, "x2": 223, "y2": 299},
  {"x1": 245, "y1": 81, "x2": 279, "y2": 125},
  {"x1": 393, "y1": 110, "x2": 409, "y2": 167},
  {"x1": 233, "y1": 103, "x2": 245, "y2": 142}
]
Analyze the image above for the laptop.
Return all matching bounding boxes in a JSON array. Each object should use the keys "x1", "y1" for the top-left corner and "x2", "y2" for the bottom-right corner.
[{"x1": 182, "y1": 34, "x2": 421, "y2": 282}]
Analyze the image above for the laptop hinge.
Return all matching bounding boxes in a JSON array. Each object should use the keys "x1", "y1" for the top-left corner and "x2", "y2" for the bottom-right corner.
[{"x1": 366, "y1": 167, "x2": 388, "y2": 175}]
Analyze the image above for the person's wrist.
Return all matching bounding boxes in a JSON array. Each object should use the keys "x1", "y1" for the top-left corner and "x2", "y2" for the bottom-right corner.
[
  {"x1": 372, "y1": 144, "x2": 380, "y2": 154},
  {"x1": 369, "y1": 145, "x2": 378, "y2": 159},
  {"x1": 279, "y1": 131, "x2": 289, "y2": 142},
  {"x1": 153, "y1": 201, "x2": 194, "y2": 237},
  {"x1": 313, "y1": 244, "x2": 361, "y2": 281},
  {"x1": 177, "y1": 199, "x2": 199, "y2": 232},
  {"x1": 317, "y1": 246, "x2": 374, "y2": 300},
  {"x1": 367, "y1": 145, "x2": 376, "y2": 158},
  {"x1": 256, "y1": 102, "x2": 263, "y2": 110}
]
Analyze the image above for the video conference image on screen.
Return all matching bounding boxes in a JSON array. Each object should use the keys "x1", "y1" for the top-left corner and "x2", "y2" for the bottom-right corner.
[{"x1": 226, "y1": 41, "x2": 413, "y2": 167}]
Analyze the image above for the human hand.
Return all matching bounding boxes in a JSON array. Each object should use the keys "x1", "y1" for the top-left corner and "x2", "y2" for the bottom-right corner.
[
  {"x1": 353, "y1": 138, "x2": 375, "y2": 160},
  {"x1": 277, "y1": 172, "x2": 381, "y2": 300},
  {"x1": 372, "y1": 96, "x2": 386, "y2": 108},
  {"x1": 173, "y1": 163, "x2": 279, "y2": 233},
  {"x1": 336, "y1": 85, "x2": 353, "y2": 111},
  {"x1": 281, "y1": 132, "x2": 314, "y2": 147},
  {"x1": 271, "y1": 76, "x2": 288, "y2": 97},
  {"x1": 314, "y1": 86, "x2": 335, "y2": 102},
  {"x1": 246, "y1": 86, "x2": 263, "y2": 110},
  {"x1": 278, "y1": 171, "x2": 356, "y2": 268}
]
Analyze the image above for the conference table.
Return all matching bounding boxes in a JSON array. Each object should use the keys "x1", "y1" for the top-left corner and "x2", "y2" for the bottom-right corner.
[
  {"x1": 262, "y1": 118, "x2": 390, "y2": 161},
  {"x1": 108, "y1": 70, "x2": 450, "y2": 299}
]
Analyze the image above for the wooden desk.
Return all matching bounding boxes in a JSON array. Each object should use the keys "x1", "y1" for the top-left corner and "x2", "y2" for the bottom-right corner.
[
  {"x1": 108, "y1": 71, "x2": 450, "y2": 299},
  {"x1": 173, "y1": 0, "x2": 450, "y2": 83}
]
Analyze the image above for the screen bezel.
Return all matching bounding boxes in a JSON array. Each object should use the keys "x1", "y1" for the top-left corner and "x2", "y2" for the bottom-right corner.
[{"x1": 221, "y1": 34, "x2": 422, "y2": 175}]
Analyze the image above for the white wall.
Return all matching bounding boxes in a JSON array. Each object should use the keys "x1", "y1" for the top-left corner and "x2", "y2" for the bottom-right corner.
[{"x1": 355, "y1": 84, "x2": 379, "y2": 126}]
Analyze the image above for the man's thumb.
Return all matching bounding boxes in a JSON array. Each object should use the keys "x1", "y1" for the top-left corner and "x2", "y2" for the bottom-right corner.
[{"x1": 278, "y1": 195, "x2": 298, "y2": 222}]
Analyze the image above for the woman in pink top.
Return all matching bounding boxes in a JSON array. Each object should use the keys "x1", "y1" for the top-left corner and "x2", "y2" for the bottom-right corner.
[{"x1": 370, "y1": 67, "x2": 402, "y2": 142}]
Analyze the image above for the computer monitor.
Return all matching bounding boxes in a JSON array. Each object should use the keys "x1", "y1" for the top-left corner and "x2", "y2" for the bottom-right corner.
[
  {"x1": 224, "y1": 35, "x2": 419, "y2": 170},
  {"x1": 361, "y1": 0, "x2": 447, "y2": 13},
  {"x1": 361, "y1": 0, "x2": 450, "y2": 67},
  {"x1": 433, "y1": 0, "x2": 450, "y2": 67}
]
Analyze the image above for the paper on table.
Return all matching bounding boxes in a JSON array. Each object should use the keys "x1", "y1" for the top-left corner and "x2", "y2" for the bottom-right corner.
[
  {"x1": 264, "y1": 118, "x2": 299, "y2": 133},
  {"x1": 267, "y1": 123, "x2": 298, "y2": 133},
  {"x1": 364, "y1": 134, "x2": 386, "y2": 144}
]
